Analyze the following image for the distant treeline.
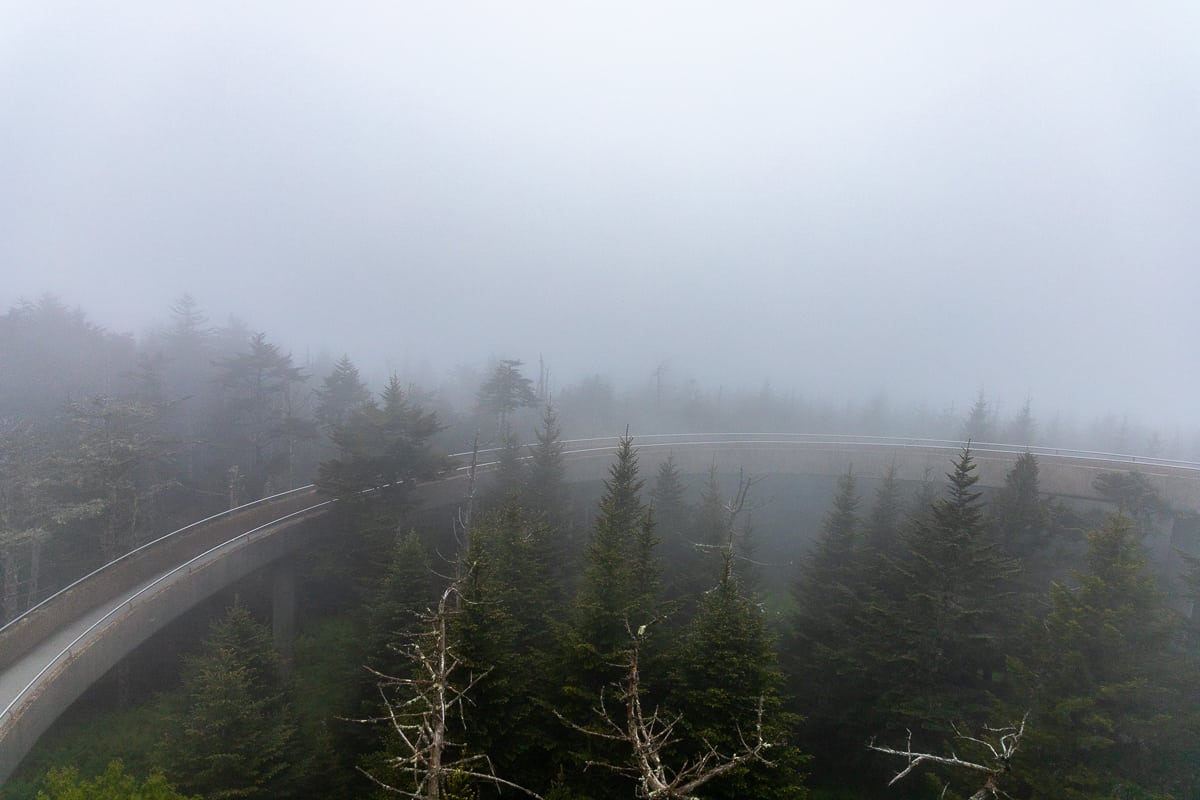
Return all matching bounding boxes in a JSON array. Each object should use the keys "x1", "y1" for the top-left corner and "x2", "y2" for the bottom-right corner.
[{"x1": 4, "y1": 293, "x2": 1200, "y2": 800}]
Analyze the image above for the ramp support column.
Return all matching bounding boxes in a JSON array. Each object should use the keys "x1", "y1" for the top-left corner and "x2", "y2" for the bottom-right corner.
[{"x1": 271, "y1": 558, "x2": 297, "y2": 672}]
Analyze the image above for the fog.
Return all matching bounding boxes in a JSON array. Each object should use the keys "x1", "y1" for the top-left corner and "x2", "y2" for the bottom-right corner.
[{"x1": 4, "y1": 3, "x2": 1199, "y2": 429}]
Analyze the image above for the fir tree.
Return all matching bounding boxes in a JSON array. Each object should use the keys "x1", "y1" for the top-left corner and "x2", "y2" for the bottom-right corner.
[
  {"x1": 651, "y1": 455, "x2": 694, "y2": 615},
  {"x1": 476, "y1": 359, "x2": 537, "y2": 435},
  {"x1": 315, "y1": 355, "x2": 371, "y2": 432},
  {"x1": 454, "y1": 503, "x2": 558, "y2": 794},
  {"x1": 1008, "y1": 514, "x2": 1195, "y2": 799},
  {"x1": 165, "y1": 600, "x2": 296, "y2": 800},
  {"x1": 558, "y1": 435, "x2": 660, "y2": 798},
  {"x1": 213, "y1": 332, "x2": 314, "y2": 499},
  {"x1": 481, "y1": 431, "x2": 525, "y2": 512},
  {"x1": 671, "y1": 552, "x2": 807, "y2": 800},
  {"x1": 787, "y1": 470, "x2": 873, "y2": 779},
  {"x1": 875, "y1": 445, "x2": 1019, "y2": 737},
  {"x1": 525, "y1": 405, "x2": 568, "y2": 523}
]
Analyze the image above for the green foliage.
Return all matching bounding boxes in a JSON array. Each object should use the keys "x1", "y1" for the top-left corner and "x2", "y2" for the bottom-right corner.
[
  {"x1": 525, "y1": 405, "x2": 570, "y2": 525},
  {"x1": 1092, "y1": 470, "x2": 1171, "y2": 525},
  {"x1": 213, "y1": 331, "x2": 315, "y2": 500},
  {"x1": 162, "y1": 599, "x2": 296, "y2": 800},
  {"x1": 317, "y1": 375, "x2": 443, "y2": 504},
  {"x1": 54, "y1": 395, "x2": 176, "y2": 563},
  {"x1": 5, "y1": 696, "x2": 179, "y2": 800},
  {"x1": 477, "y1": 359, "x2": 537, "y2": 432},
  {"x1": 876, "y1": 446, "x2": 1019, "y2": 732},
  {"x1": 0, "y1": 419, "x2": 50, "y2": 621},
  {"x1": 651, "y1": 455, "x2": 699, "y2": 617},
  {"x1": 1008, "y1": 514, "x2": 1196, "y2": 799},
  {"x1": 566, "y1": 436, "x2": 660, "y2": 672},
  {"x1": 36, "y1": 760, "x2": 196, "y2": 800},
  {"x1": 482, "y1": 431, "x2": 526, "y2": 511},
  {"x1": 315, "y1": 355, "x2": 372, "y2": 431},
  {"x1": 961, "y1": 390, "x2": 995, "y2": 442},
  {"x1": 670, "y1": 559, "x2": 807, "y2": 799},
  {"x1": 366, "y1": 531, "x2": 441, "y2": 674},
  {"x1": 455, "y1": 503, "x2": 560, "y2": 792},
  {"x1": 557, "y1": 435, "x2": 660, "y2": 799},
  {"x1": 787, "y1": 470, "x2": 874, "y2": 772}
]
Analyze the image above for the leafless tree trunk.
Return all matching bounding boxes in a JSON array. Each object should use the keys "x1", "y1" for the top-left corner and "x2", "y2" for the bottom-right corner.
[
  {"x1": 560, "y1": 626, "x2": 775, "y2": 800},
  {"x1": 869, "y1": 713, "x2": 1028, "y2": 800},
  {"x1": 357, "y1": 577, "x2": 541, "y2": 800}
]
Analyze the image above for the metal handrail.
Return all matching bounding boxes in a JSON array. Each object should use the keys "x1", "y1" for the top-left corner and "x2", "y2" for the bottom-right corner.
[
  {"x1": 0, "y1": 498, "x2": 332, "y2": 729},
  {"x1": 0, "y1": 484, "x2": 318, "y2": 638},
  {"x1": 453, "y1": 433, "x2": 1200, "y2": 472}
]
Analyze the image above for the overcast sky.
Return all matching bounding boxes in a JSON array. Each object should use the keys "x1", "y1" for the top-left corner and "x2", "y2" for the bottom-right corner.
[{"x1": 3, "y1": 3, "x2": 1198, "y2": 427}]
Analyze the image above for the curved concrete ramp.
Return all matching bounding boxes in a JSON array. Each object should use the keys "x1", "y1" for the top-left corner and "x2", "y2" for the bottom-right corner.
[{"x1": 0, "y1": 493, "x2": 331, "y2": 781}]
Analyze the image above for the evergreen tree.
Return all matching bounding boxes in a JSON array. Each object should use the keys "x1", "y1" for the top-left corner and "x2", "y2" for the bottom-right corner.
[
  {"x1": 991, "y1": 452, "x2": 1046, "y2": 559},
  {"x1": 366, "y1": 532, "x2": 442, "y2": 676},
  {"x1": 863, "y1": 463, "x2": 903, "y2": 584},
  {"x1": 476, "y1": 359, "x2": 537, "y2": 434},
  {"x1": 961, "y1": 390, "x2": 995, "y2": 442},
  {"x1": 1005, "y1": 396, "x2": 1036, "y2": 445},
  {"x1": 165, "y1": 600, "x2": 296, "y2": 800},
  {"x1": 989, "y1": 451, "x2": 1066, "y2": 597},
  {"x1": 649, "y1": 456, "x2": 688, "y2": 542},
  {"x1": 667, "y1": 552, "x2": 807, "y2": 800},
  {"x1": 525, "y1": 405, "x2": 575, "y2": 602},
  {"x1": 481, "y1": 431, "x2": 525, "y2": 512},
  {"x1": 1008, "y1": 514, "x2": 1196, "y2": 799},
  {"x1": 315, "y1": 355, "x2": 371, "y2": 432},
  {"x1": 875, "y1": 446, "x2": 1019, "y2": 737},
  {"x1": 213, "y1": 332, "x2": 314, "y2": 500},
  {"x1": 55, "y1": 395, "x2": 176, "y2": 564},
  {"x1": 0, "y1": 420, "x2": 49, "y2": 621},
  {"x1": 317, "y1": 376, "x2": 442, "y2": 506},
  {"x1": 37, "y1": 760, "x2": 197, "y2": 800},
  {"x1": 454, "y1": 503, "x2": 558, "y2": 794},
  {"x1": 677, "y1": 465, "x2": 728, "y2": 604},
  {"x1": 525, "y1": 405, "x2": 568, "y2": 524},
  {"x1": 1092, "y1": 470, "x2": 1171, "y2": 532},
  {"x1": 787, "y1": 470, "x2": 873, "y2": 778},
  {"x1": 558, "y1": 436, "x2": 660, "y2": 798},
  {"x1": 650, "y1": 455, "x2": 694, "y2": 612}
]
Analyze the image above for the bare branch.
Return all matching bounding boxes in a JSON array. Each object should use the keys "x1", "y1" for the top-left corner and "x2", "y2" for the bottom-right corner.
[
  {"x1": 869, "y1": 714, "x2": 1028, "y2": 800},
  {"x1": 565, "y1": 628, "x2": 777, "y2": 799},
  {"x1": 358, "y1": 574, "x2": 542, "y2": 800}
]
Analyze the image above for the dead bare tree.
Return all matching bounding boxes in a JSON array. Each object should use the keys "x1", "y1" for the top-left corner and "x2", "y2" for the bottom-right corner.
[
  {"x1": 869, "y1": 713, "x2": 1028, "y2": 800},
  {"x1": 560, "y1": 626, "x2": 775, "y2": 800},
  {"x1": 357, "y1": 578, "x2": 541, "y2": 800}
]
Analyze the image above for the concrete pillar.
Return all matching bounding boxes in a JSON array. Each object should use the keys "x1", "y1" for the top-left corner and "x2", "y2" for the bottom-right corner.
[{"x1": 271, "y1": 558, "x2": 296, "y2": 672}]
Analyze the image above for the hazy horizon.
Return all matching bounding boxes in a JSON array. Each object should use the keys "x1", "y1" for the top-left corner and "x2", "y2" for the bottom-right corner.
[{"x1": 5, "y1": 4, "x2": 1198, "y2": 429}]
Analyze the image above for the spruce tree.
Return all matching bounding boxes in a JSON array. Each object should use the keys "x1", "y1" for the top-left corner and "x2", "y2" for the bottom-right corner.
[
  {"x1": 668, "y1": 552, "x2": 807, "y2": 800},
  {"x1": 165, "y1": 600, "x2": 295, "y2": 800},
  {"x1": 1007, "y1": 514, "x2": 1197, "y2": 799},
  {"x1": 875, "y1": 445, "x2": 1018, "y2": 737},
  {"x1": 315, "y1": 355, "x2": 371, "y2": 432},
  {"x1": 524, "y1": 405, "x2": 576, "y2": 603},
  {"x1": 787, "y1": 470, "x2": 873, "y2": 778},
  {"x1": 525, "y1": 405, "x2": 568, "y2": 524},
  {"x1": 558, "y1": 435, "x2": 660, "y2": 798},
  {"x1": 481, "y1": 430, "x2": 525, "y2": 512},
  {"x1": 677, "y1": 465, "x2": 728, "y2": 604},
  {"x1": 651, "y1": 455, "x2": 695, "y2": 618},
  {"x1": 213, "y1": 332, "x2": 314, "y2": 499},
  {"x1": 454, "y1": 503, "x2": 558, "y2": 794}
]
